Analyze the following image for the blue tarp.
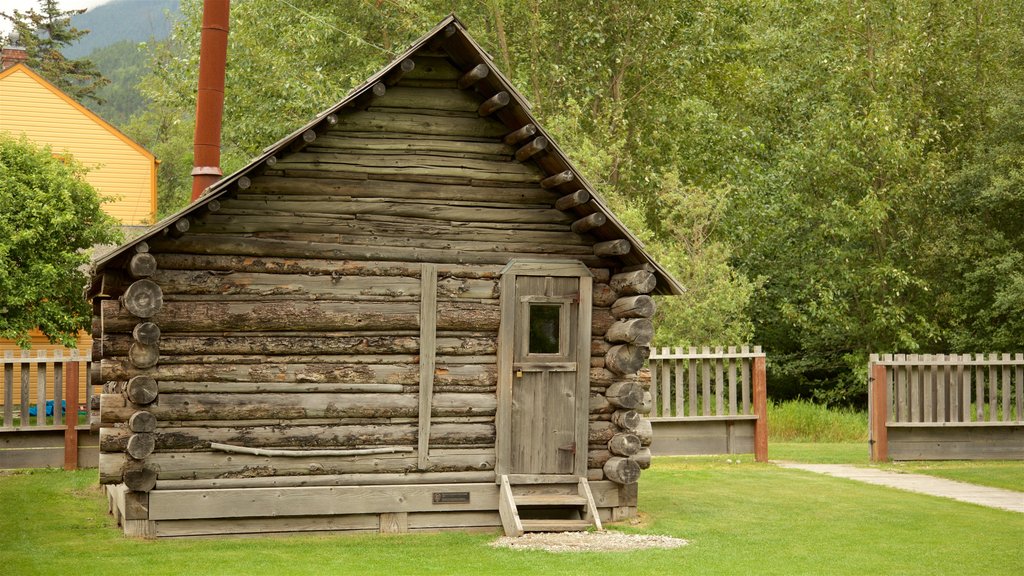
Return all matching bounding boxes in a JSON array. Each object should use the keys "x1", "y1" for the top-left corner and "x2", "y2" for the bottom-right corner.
[{"x1": 27, "y1": 400, "x2": 66, "y2": 417}]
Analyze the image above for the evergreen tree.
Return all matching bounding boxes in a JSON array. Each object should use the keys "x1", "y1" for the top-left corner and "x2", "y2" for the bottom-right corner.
[{"x1": 1, "y1": 0, "x2": 109, "y2": 104}]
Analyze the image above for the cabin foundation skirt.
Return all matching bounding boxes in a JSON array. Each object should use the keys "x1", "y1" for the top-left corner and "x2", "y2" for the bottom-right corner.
[{"x1": 105, "y1": 480, "x2": 635, "y2": 538}]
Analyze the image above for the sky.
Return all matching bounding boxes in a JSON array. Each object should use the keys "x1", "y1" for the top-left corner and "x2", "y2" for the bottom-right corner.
[{"x1": 1, "y1": 0, "x2": 111, "y2": 35}]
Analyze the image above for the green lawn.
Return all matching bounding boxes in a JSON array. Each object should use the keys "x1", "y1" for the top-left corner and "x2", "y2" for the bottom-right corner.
[{"x1": 2, "y1": 459, "x2": 1022, "y2": 575}]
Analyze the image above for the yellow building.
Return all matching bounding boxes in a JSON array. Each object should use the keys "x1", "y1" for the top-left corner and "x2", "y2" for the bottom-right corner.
[
  {"x1": 1, "y1": 60, "x2": 159, "y2": 409},
  {"x1": 0, "y1": 63, "x2": 157, "y2": 224}
]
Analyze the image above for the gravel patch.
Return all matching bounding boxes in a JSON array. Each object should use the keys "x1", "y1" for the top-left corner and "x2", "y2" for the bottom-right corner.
[{"x1": 491, "y1": 531, "x2": 688, "y2": 553}]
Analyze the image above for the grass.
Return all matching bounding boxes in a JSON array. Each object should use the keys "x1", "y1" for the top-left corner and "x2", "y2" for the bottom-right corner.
[
  {"x1": 767, "y1": 400, "x2": 868, "y2": 442},
  {"x1": 2, "y1": 461, "x2": 1022, "y2": 575},
  {"x1": 882, "y1": 460, "x2": 1024, "y2": 492}
]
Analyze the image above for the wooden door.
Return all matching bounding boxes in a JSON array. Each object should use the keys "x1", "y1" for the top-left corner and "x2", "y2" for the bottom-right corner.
[{"x1": 509, "y1": 275, "x2": 581, "y2": 475}]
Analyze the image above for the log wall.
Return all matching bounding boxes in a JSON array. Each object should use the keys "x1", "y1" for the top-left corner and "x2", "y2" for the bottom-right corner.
[{"x1": 93, "y1": 46, "x2": 657, "y2": 537}]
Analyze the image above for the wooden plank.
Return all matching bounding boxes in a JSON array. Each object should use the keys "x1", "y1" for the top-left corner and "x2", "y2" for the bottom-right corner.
[
  {"x1": 660, "y1": 348, "x2": 670, "y2": 417},
  {"x1": 35, "y1": 351, "x2": 46, "y2": 427},
  {"x1": 154, "y1": 514, "x2": 380, "y2": 537},
  {"x1": 887, "y1": 424, "x2": 1024, "y2": 460},
  {"x1": 727, "y1": 346, "x2": 737, "y2": 416},
  {"x1": 960, "y1": 356, "x2": 971, "y2": 423},
  {"x1": 149, "y1": 483, "x2": 502, "y2": 520},
  {"x1": 673, "y1": 347, "x2": 684, "y2": 418},
  {"x1": 988, "y1": 358, "x2": 997, "y2": 422},
  {"x1": 648, "y1": 358, "x2": 658, "y2": 418},
  {"x1": 1016, "y1": 354, "x2": 1023, "y2": 422},
  {"x1": 753, "y1": 356, "x2": 768, "y2": 463},
  {"x1": 20, "y1": 352, "x2": 29, "y2": 426},
  {"x1": 975, "y1": 356, "x2": 985, "y2": 421},
  {"x1": 870, "y1": 362, "x2": 889, "y2": 462},
  {"x1": 715, "y1": 348, "x2": 724, "y2": 417},
  {"x1": 3, "y1": 352, "x2": 13, "y2": 428},
  {"x1": 895, "y1": 355, "x2": 908, "y2": 423},
  {"x1": 52, "y1": 359, "x2": 63, "y2": 427},
  {"x1": 701, "y1": 348, "x2": 711, "y2": 416},
  {"x1": 418, "y1": 264, "x2": 438, "y2": 469},
  {"x1": 64, "y1": 362, "x2": 79, "y2": 470},
  {"x1": 909, "y1": 354, "x2": 920, "y2": 423},
  {"x1": 649, "y1": 419, "x2": 755, "y2": 456},
  {"x1": 949, "y1": 359, "x2": 960, "y2": 423},
  {"x1": 1001, "y1": 354, "x2": 1011, "y2": 422},
  {"x1": 688, "y1": 350, "x2": 698, "y2": 417},
  {"x1": 575, "y1": 274, "x2": 594, "y2": 477},
  {"x1": 740, "y1": 346, "x2": 750, "y2": 415},
  {"x1": 922, "y1": 354, "x2": 934, "y2": 423},
  {"x1": 494, "y1": 270, "x2": 516, "y2": 478}
]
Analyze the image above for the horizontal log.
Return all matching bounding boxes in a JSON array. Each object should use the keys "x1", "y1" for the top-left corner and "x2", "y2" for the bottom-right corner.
[
  {"x1": 635, "y1": 419, "x2": 653, "y2": 445},
  {"x1": 593, "y1": 283, "x2": 617, "y2": 307},
  {"x1": 100, "y1": 423, "x2": 494, "y2": 452},
  {"x1": 280, "y1": 151, "x2": 539, "y2": 180},
  {"x1": 589, "y1": 367, "x2": 643, "y2": 388},
  {"x1": 605, "y1": 381, "x2": 644, "y2": 410},
  {"x1": 589, "y1": 421, "x2": 618, "y2": 444},
  {"x1": 609, "y1": 270, "x2": 656, "y2": 296},
  {"x1": 103, "y1": 334, "x2": 496, "y2": 357},
  {"x1": 127, "y1": 433, "x2": 155, "y2": 459},
  {"x1": 154, "y1": 254, "x2": 506, "y2": 279},
  {"x1": 605, "y1": 318, "x2": 654, "y2": 345},
  {"x1": 149, "y1": 234, "x2": 610, "y2": 267},
  {"x1": 129, "y1": 410, "x2": 157, "y2": 433},
  {"x1": 540, "y1": 171, "x2": 574, "y2": 189},
  {"x1": 244, "y1": 175, "x2": 545, "y2": 203},
  {"x1": 154, "y1": 382, "x2": 406, "y2": 394},
  {"x1": 167, "y1": 217, "x2": 190, "y2": 238},
  {"x1": 606, "y1": 344, "x2": 651, "y2": 376},
  {"x1": 128, "y1": 252, "x2": 157, "y2": 279},
  {"x1": 637, "y1": 391, "x2": 653, "y2": 415},
  {"x1": 554, "y1": 190, "x2": 590, "y2": 211},
  {"x1": 478, "y1": 91, "x2": 510, "y2": 116},
  {"x1": 123, "y1": 462, "x2": 159, "y2": 491},
  {"x1": 503, "y1": 123, "x2": 536, "y2": 146},
  {"x1": 128, "y1": 342, "x2": 159, "y2": 369},
  {"x1": 101, "y1": 448, "x2": 496, "y2": 481},
  {"x1": 611, "y1": 295, "x2": 656, "y2": 319},
  {"x1": 133, "y1": 321, "x2": 161, "y2": 345},
  {"x1": 588, "y1": 449, "x2": 612, "y2": 469},
  {"x1": 351, "y1": 81, "x2": 386, "y2": 109},
  {"x1": 210, "y1": 444, "x2": 414, "y2": 457},
  {"x1": 594, "y1": 239, "x2": 631, "y2": 257},
  {"x1": 100, "y1": 360, "x2": 495, "y2": 386},
  {"x1": 631, "y1": 448, "x2": 652, "y2": 470},
  {"x1": 126, "y1": 376, "x2": 158, "y2": 405},
  {"x1": 514, "y1": 136, "x2": 547, "y2": 161},
  {"x1": 101, "y1": 299, "x2": 499, "y2": 333},
  {"x1": 311, "y1": 133, "x2": 513, "y2": 157},
  {"x1": 458, "y1": 63, "x2": 489, "y2": 89},
  {"x1": 604, "y1": 456, "x2": 640, "y2": 484},
  {"x1": 608, "y1": 433, "x2": 641, "y2": 456},
  {"x1": 333, "y1": 110, "x2": 509, "y2": 139},
  {"x1": 122, "y1": 279, "x2": 163, "y2": 319},
  {"x1": 100, "y1": 392, "x2": 497, "y2": 422},
  {"x1": 611, "y1": 410, "x2": 641, "y2": 430},
  {"x1": 384, "y1": 58, "x2": 415, "y2": 86},
  {"x1": 571, "y1": 213, "x2": 606, "y2": 234}
]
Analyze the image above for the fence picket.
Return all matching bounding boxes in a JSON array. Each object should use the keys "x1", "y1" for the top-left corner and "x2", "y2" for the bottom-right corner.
[
  {"x1": 728, "y1": 346, "x2": 738, "y2": 415},
  {"x1": 650, "y1": 356, "x2": 659, "y2": 418},
  {"x1": 741, "y1": 345, "x2": 751, "y2": 415},
  {"x1": 1001, "y1": 354, "x2": 1011, "y2": 422},
  {"x1": 20, "y1": 351, "x2": 30, "y2": 426},
  {"x1": 701, "y1": 347, "x2": 711, "y2": 416},
  {"x1": 975, "y1": 355, "x2": 985, "y2": 421},
  {"x1": 3, "y1": 352, "x2": 12, "y2": 427},
  {"x1": 673, "y1": 347, "x2": 684, "y2": 417},
  {"x1": 961, "y1": 356, "x2": 972, "y2": 422},
  {"x1": 714, "y1": 347, "x2": 724, "y2": 416},
  {"x1": 53, "y1": 353, "x2": 64, "y2": 427},
  {"x1": 660, "y1": 347, "x2": 671, "y2": 417},
  {"x1": 988, "y1": 359, "x2": 997, "y2": 422},
  {"x1": 1016, "y1": 354, "x2": 1023, "y2": 422},
  {"x1": 688, "y1": 348, "x2": 697, "y2": 417}
]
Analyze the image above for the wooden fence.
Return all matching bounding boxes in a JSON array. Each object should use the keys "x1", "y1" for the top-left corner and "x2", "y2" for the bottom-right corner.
[
  {"x1": 647, "y1": 346, "x2": 767, "y2": 461},
  {"x1": 0, "y1": 350, "x2": 96, "y2": 470},
  {"x1": 869, "y1": 353, "x2": 1024, "y2": 461}
]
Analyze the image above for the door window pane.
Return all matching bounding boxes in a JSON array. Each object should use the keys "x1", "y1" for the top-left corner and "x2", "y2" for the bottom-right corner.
[{"x1": 528, "y1": 304, "x2": 561, "y2": 354}]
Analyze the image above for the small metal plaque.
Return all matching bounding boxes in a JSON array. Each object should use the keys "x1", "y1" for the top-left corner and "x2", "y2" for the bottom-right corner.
[{"x1": 432, "y1": 492, "x2": 470, "y2": 504}]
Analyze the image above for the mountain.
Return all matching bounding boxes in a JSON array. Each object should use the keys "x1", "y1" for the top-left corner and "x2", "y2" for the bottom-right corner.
[{"x1": 66, "y1": 0, "x2": 180, "y2": 59}]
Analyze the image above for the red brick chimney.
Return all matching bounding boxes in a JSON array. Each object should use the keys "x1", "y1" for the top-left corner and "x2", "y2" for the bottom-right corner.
[{"x1": 2, "y1": 32, "x2": 29, "y2": 70}]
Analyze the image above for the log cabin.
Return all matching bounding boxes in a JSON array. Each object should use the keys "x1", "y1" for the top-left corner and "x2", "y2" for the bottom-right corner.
[{"x1": 88, "y1": 15, "x2": 684, "y2": 538}]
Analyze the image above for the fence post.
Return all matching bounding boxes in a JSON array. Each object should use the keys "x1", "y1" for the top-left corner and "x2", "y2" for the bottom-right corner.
[
  {"x1": 869, "y1": 360, "x2": 889, "y2": 462},
  {"x1": 752, "y1": 355, "x2": 768, "y2": 462},
  {"x1": 63, "y1": 361, "x2": 79, "y2": 471}
]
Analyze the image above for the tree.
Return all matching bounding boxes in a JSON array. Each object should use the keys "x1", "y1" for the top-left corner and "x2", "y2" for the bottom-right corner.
[
  {"x1": 1, "y1": 0, "x2": 109, "y2": 104},
  {"x1": 0, "y1": 134, "x2": 122, "y2": 348}
]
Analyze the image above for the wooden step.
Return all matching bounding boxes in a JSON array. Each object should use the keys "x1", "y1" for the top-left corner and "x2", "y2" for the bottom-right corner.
[
  {"x1": 514, "y1": 494, "x2": 587, "y2": 507},
  {"x1": 521, "y1": 519, "x2": 593, "y2": 533}
]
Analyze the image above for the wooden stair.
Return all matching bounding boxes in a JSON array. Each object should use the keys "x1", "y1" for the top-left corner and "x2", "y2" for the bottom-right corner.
[{"x1": 498, "y1": 475, "x2": 603, "y2": 537}]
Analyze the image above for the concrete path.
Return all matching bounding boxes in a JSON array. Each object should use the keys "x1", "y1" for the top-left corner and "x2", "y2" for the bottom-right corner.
[{"x1": 774, "y1": 462, "x2": 1024, "y2": 514}]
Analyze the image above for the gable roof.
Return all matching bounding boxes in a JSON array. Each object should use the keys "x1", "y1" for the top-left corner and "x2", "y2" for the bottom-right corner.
[{"x1": 93, "y1": 15, "x2": 684, "y2": 296}]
